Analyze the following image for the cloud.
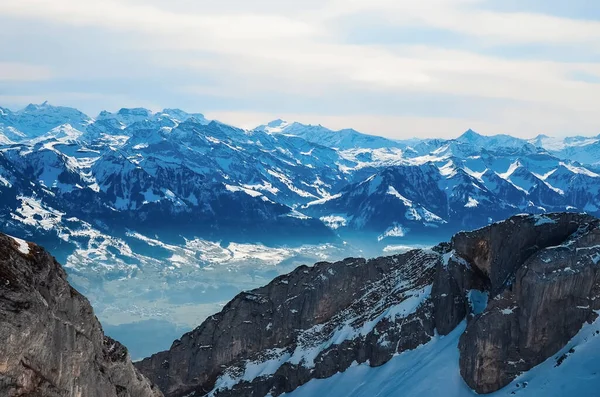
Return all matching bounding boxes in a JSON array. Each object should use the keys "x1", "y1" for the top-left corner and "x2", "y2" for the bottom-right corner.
[
  {"x1": 0, "y1": 0, "x2": 599, "y2": 138},
  {"x1": 0, "y1": 62, "x2": 51, "y2": 81},
  {"x1": 321, "y1": 0, "x2": 600, "y2": 45}
]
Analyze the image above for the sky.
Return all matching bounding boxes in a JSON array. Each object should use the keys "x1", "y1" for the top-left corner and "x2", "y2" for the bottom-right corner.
[{"x1": 1, "y1": 0, "x2": 600, "y2": 139}]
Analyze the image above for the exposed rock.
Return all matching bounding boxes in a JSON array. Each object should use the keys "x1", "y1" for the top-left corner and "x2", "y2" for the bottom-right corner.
[
  {"x1": 0, "y1": 233, "x2": 162, "y2": 397},
  {"x1": 459, "y1": 217, "x2": 600, "y2": 393},
  {"x1": 136, "y1": 250, "x2": 439, "y2": 397},
  {"x1": 451, "y1": 213, "x2": 592, "y2": 294}
]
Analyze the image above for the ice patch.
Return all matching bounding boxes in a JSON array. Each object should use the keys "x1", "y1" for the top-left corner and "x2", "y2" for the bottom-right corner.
[{"x1": 377, "y1": 224, "x2": 406, "y2": 241}]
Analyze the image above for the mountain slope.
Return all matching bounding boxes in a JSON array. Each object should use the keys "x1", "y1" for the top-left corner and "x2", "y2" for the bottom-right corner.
[
  {"x1": 0, "y1": 102, "x2": 92, "y2": 141},
  {"x1": 0, "y1": 233, "x2": 162, "y2": 397},
  {"x1": 136, "y1": 213, "x2": 600, "y2": 397}
]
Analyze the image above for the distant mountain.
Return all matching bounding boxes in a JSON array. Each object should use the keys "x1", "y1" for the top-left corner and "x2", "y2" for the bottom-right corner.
[
  {"x1": 255, "y1": 119, "x2": 405, "y2": 150},
  {"x1": 456, "y1": 128, "x2": 538, "y2": 154},
  {"x1": 529, "y1": 133, "x2": 600, "y2": 166},
  {"x1": 2, "y1": 103, "x2": 600, "y2": 253},
  {"x1": 0, "y1": 102, "x2": 92, "y2": 141}
]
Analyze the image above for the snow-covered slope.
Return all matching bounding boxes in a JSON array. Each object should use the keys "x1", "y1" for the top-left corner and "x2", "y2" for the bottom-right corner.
[{"x1": 285, "y1": 317, "x2": 600, "y2": 397}]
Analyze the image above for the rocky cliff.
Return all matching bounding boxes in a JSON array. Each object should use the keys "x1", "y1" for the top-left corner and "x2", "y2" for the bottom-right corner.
[
  {"x1": 136, "y1": 212, "x2": 600, "y2": 396},
  {"x1": 457, "y1": 214, "x2": 600, "y2": 393},
  {"x1": 0, "y1": 233, "x2": 163, "y2": 397}
]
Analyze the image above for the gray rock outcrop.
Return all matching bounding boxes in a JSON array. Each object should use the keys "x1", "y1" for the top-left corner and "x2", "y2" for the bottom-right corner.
[
  {"x1": 0, "y1": 233, "x2": 163, "y2": 397},
  {"x1": 136, "y1": 250, "x2": 439, "y2": 397},
  {"x1": 458, "y1": 214, "x2": 600, "y2": 393}
]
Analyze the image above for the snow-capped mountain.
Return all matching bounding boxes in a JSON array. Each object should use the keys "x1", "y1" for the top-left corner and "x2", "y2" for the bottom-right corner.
[
  {"x1": 2, "y1": 102, "x2": 600, "y2": 252},
  {"x1": 0, "y1": 102, "x2": 92, "y2": 142},
  {"x1": 530, "y1": 133, "x2": 600, "y2": 166},
  {"x1": 255, "y1": 119, "x2": 405, "y2": 150},
  {"x1": 3, "y1": 101, "x2": 600, "y2": 361}
]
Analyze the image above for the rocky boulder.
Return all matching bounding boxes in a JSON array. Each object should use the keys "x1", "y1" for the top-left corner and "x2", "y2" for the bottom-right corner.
[{"x1": 0, "y1": 234, "x2": 163, "y2": 397}]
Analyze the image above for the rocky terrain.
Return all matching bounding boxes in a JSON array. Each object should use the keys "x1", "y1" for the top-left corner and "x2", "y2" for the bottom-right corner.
[
  {"x1": 0, "y1": 233, "x2": 162, "y2": 397},
  {"x1": 136, "y1": 212, "x2": 600, "y2": 396}
]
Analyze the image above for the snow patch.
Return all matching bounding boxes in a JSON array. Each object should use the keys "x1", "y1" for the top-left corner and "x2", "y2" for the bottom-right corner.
[{"x1": 7, "y1": 235, "x2": 30, "y2": 254}]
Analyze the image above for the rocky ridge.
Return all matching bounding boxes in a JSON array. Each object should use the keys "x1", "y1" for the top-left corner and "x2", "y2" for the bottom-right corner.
[
  {"x1": 136, "y1": 212, "x2": 600, "y2": 396},
  {"x1": 0, "y1": 233, "x2": 162, "y2": 397}
]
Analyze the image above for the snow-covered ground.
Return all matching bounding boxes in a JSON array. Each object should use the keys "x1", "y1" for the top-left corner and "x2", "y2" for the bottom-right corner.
[{"x1": 284, "y1": 317, "x2": 600, "y2": 397}]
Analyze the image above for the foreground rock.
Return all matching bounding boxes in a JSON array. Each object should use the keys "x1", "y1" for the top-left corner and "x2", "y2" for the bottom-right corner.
[
  {"x1": 136, "y1": 250, "x2": 439, "y2": 396},
  {"x1": 458, "y1": 215, "x2": 600, "y2": 393},
  {"x1": 137, "y1": 212, "x2": 600, "y2": 396},
  {"x1": 0, "y1": 234, "x2": 163, "y2": 397}
]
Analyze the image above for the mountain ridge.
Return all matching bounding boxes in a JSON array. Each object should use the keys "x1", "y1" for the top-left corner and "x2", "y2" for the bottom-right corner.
[{"x1": 134, "y1": 212, "x2": 600, "y2": 396}]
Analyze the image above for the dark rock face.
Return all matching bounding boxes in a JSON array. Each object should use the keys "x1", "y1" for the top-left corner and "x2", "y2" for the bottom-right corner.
[
  {"x1": 458, "y1": 216, "x2": 600, "y2": 393},
  {"x1": 136, "y1": 250, "x2": 439, "y2": 397},
  {"x1": 0, "y1": 234, "x2": 162, "y2": 397},
  {"x1": 136, "y1": 212, "x2": 600, "y2": 396},
  {"x1": 451, "y1": 213, "x2": 590, "y2": 294}
]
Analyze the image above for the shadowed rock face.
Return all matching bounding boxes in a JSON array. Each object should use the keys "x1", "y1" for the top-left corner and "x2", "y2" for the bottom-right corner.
[
  {"x1": 0, "y1": 234, "x2": 163, "y2": 397},
  {"x1": 451, "y1": 213, "x2": 589, "y2": 295},
  {"x1": 136, "y1": 250, "x2": 440, "y2": 397},
  {"x1": 458, "y1": 216, "x2": 600, "y2": 393}
]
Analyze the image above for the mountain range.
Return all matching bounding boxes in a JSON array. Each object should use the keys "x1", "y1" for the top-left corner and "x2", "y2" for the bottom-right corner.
[
  {"x1": 3, "y1": 102, "x2": 600, "y2": 358},
  {"x1": 3, "y1": 102, "x2": 600, "y2": 253}
]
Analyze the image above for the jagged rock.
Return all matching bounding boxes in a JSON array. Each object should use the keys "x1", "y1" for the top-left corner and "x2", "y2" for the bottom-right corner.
[
  {"x1": 451, "y1": 213, "x2": 592, "y2": 294},
  {"x1": 458, "y1": 215, "x2": 600, "y2": 393},
  {"x1": 0, "y1": 234, "x2": 162, "y2": 397},
  {"x1": 136, "y1": 250, "x2": 439, "y2": 397}
]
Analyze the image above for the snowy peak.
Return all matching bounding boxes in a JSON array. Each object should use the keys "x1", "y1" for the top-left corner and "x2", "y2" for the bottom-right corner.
[
  {"x1": 254, "y1": 119, "x2": 292, "y2": 134},
  {"x1": 96, "y1": 107, "x2": 210, "y2": 131},
  {"x1": 255, "y1": 120, "x2": 404, "y2": 150},
  {"x1": 160, "y1": 108, "x2": 208, "y2": 124},
  {"x1": 97, "y1": 107, "x2": 154, "y2": 126},
  {"x1": 0, "y1": 102, "x2": 92, "y2": 140},
  {"x1": 456, "y1": 129, "x2": 538, "y2": 155},
  {"x1": 456, "y1": 128, "x2": 482, "y2": 142}
]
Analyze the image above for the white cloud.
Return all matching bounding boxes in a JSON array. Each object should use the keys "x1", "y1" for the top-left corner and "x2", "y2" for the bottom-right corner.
[
  {"x1": 0, "y1": 0, "x2": 599, "y2": 138},
  {"x1": 0, "y1": 62, "x2": 51, "y2": 81},
  {"x1": 321, "y1": 0, "x2": 600, "y2": 45}
]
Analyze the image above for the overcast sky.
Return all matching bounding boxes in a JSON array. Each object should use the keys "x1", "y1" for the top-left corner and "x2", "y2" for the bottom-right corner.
[{"x1": 1, "y1": 0, "x2": 600, "y2": 139}]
